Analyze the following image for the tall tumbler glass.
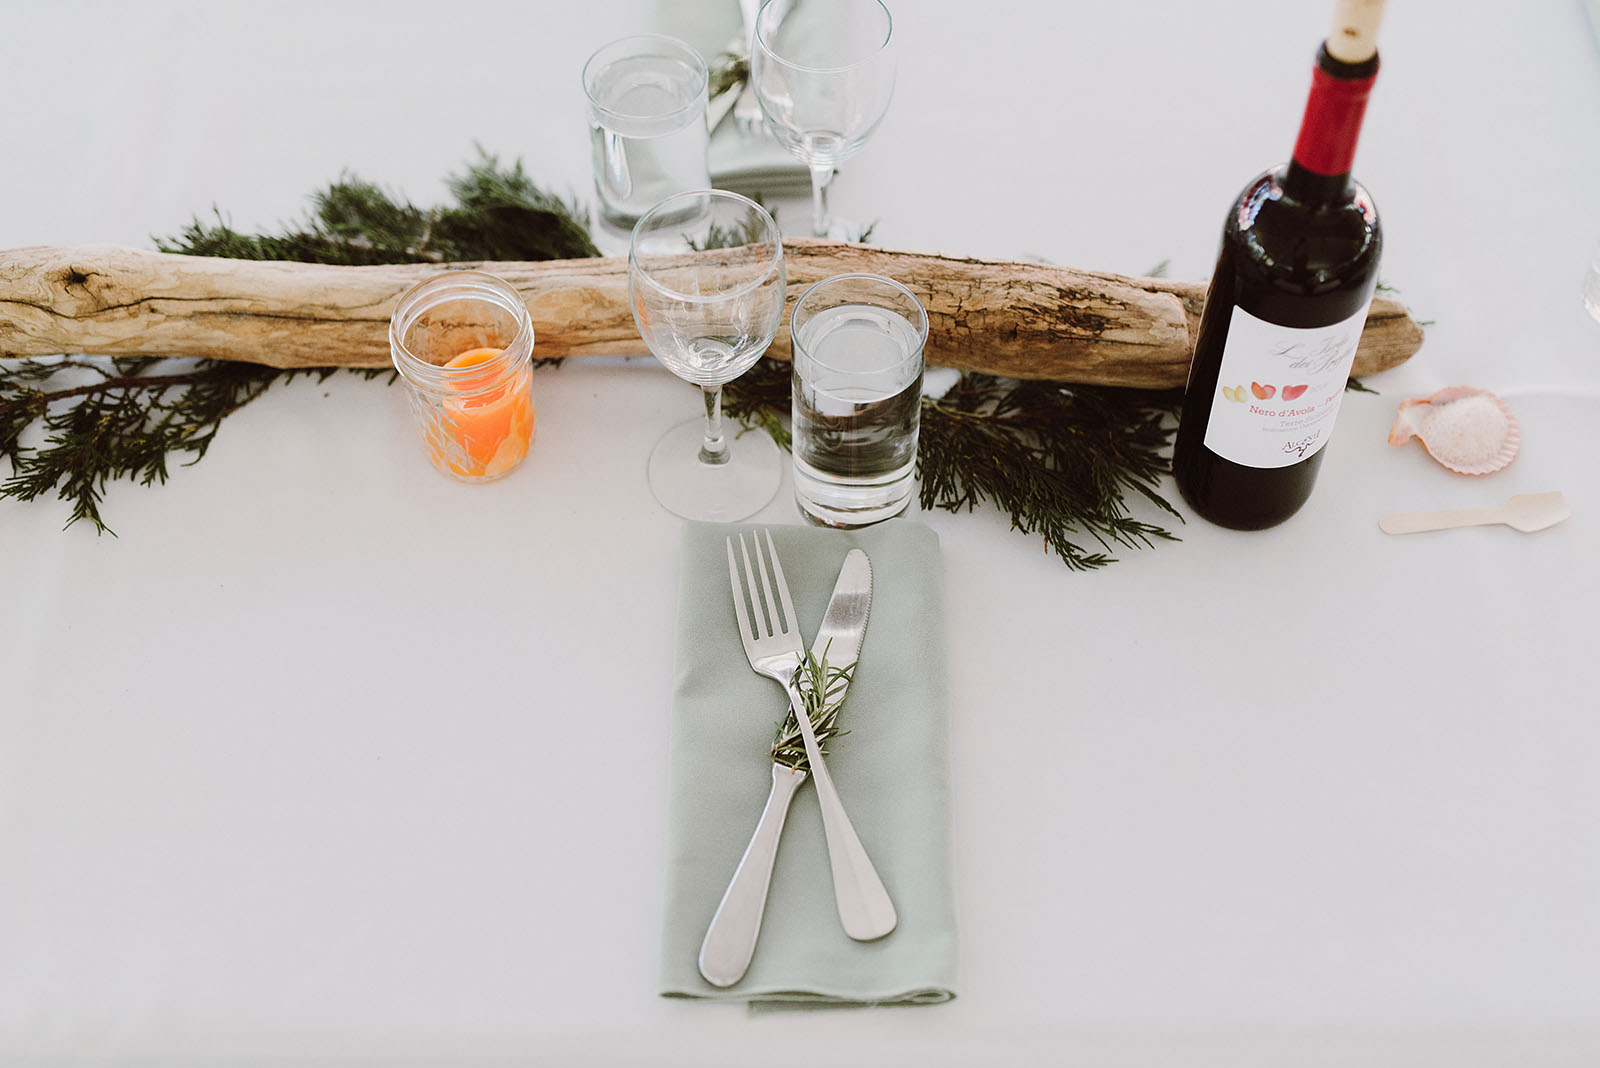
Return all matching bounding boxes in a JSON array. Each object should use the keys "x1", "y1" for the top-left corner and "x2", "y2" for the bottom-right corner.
[
  {"x1": 583, "y1": 35, "x2": 711, "y2": 254},
  {"x1": 790, "y1": 273, "x2": 927, "y2": 527}
]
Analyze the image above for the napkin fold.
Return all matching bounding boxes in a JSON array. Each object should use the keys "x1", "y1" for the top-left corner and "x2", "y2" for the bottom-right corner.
[
  {"x1": 709, "y1": 124, "x2": 816, "y2": 201},
  {"x1": 659, "y1": 520, "x2": 956, "y2": 1005}
]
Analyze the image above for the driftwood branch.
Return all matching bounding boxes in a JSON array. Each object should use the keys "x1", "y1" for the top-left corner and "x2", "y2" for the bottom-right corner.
[{"x1": 0, "y1": 241, "x2": 1423, "y2": 387}]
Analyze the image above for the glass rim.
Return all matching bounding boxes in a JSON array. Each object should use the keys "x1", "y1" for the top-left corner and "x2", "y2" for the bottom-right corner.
[
  {"x1": 754, "y1": 0, "x2": 894, "y2": 76},
  {"x1": 582, "y1": 34, "x2": 708, "y2": 123},
  {"x1": 790, "y1": 272, "x2": 928, "y2": 376},
  {"x1": 627, "y1": 190, "x2": 784, "y2": 305},
  {"x1": 388, "y1": 270, "x2": 535, "y2": 394}
]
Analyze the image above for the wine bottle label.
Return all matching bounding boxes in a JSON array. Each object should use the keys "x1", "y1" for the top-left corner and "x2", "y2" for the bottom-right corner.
[{"x1": 1202, "y1": 300, "x2": 1372, "y2": 469}]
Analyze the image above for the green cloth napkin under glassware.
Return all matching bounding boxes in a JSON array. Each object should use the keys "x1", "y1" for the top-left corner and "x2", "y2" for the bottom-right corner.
[{"x1": 659, "y1": 520, "x2": 956, "y2": 1005}]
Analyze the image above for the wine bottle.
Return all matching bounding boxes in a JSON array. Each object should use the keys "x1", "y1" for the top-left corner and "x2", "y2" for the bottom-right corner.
[{"x1": 1172, "y1": 0, "x2": 1387, "y2": 530}]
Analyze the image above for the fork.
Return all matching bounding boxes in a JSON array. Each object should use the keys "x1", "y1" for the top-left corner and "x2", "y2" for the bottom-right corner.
[{"x1": 727, "y1": 530, "x2": 896, "y2": 942}]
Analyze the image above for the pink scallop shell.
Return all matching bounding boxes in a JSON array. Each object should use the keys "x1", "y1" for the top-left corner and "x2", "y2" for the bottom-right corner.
[{"x1": 1387, "y1": 385, "x2": 1520, "y2": 475}]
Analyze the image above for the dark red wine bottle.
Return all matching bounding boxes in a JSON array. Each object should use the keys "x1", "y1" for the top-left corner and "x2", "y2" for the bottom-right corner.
[{"x1": 1173, "y1": 0, "x2": 1386, "y2": 529}]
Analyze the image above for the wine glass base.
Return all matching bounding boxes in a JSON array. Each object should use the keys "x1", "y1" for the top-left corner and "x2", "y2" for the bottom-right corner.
[{"x1": 647, "y1": 417, "x2": 783, "y2": 522}]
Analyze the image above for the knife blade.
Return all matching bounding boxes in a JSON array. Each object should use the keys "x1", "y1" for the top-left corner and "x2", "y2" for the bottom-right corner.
[
  {"x1": 812, "y1": 547, "x2": 871, "y2": 684},
  {"x1": 697, "y1": 548, "x2": 875, "y2": 988}
]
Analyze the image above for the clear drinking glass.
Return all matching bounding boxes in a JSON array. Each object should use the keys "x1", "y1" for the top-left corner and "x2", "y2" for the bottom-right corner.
[
  {"x1": 751, "y1": 0, "x2": 896, "y2": 240},
  {"x1": 390, "y1": 271, "x2": 537, "y2": 483},
  {"x1": 790, "y1": 273, "x2": 927, "y2": 527},
  {"x1": 629, "y1": 190, "x2": 786, "y2": 521},
  {"x1": 583, "y1": 35, "x2": 711, "y2": 254}
]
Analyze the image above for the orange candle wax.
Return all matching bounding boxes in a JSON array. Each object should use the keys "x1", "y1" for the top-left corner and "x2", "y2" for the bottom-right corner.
[{"x1": 424, "y1": 347, "x2": 536, "y2": 479}]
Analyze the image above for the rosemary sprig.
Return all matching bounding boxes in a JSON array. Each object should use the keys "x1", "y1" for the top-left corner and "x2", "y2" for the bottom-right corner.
[
  {"x1": 708, "y1": 51, "x2": 748, "y2": 104},
  {"x1": 771, "y1": 647, "x2": 855, "y2": 772}
]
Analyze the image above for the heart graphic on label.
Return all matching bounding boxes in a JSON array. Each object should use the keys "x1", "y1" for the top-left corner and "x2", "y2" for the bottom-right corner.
[{"x1": 1203, "y1": 301, "x2": 1372, "y2": 470}]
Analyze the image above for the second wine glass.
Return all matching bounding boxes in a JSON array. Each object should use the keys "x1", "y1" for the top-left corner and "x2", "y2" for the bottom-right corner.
[
  {"x1": 629, "y1": 190, "x2": 787, "y2": 521},
  {"x1": 751, "y1": 0, "x2": 896, "y2": 240}
]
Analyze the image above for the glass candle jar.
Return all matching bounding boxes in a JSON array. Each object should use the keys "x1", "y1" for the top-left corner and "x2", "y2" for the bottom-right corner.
[{"x1": 389, "y1": 271, "x2": 536, "y2": 482}]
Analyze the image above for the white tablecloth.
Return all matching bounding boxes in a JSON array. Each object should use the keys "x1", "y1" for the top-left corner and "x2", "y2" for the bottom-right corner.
[{"x1": 4, "y1": 1, "x2": 1600, "y2": 1064}]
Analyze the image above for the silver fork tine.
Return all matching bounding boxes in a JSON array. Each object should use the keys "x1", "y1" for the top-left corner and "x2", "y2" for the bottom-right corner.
[
  {"x1": 752, "y1": 529, "x2": 784, "y2": 637},
  {"x1": 726, "y1": 537, "x2": 753, "y2": 642},
  {"x1": 763, "y1": 529, "x2": 798, "y2": 638},
  {"x1": 738, "y1": 532, "x2": 768, "y2": 637}
]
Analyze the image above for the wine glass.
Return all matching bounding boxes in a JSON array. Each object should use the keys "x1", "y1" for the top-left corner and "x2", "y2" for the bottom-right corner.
[
  {"x1": 629, "y1": 190, "x2": 786, "y2": 521},
  {"x1": 751, "y1": 0, "x2": 896, "y2": 240}
]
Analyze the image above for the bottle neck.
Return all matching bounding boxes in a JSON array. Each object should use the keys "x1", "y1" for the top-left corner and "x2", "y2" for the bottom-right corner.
[{"x1": 1284, "y1": 44, "x2": 1379, "y2": 204}]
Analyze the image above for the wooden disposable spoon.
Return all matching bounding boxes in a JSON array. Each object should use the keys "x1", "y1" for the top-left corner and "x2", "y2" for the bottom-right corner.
[{"x1": 1379, "y1": 491, "x2": 1571, "y2": 535}]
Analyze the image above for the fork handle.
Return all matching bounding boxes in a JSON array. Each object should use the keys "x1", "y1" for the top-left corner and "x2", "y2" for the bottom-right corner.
[
  {"x1": 698, "y1": 763, "x2": 808, "y2": 988},
  {"x1": 785, "y1": 685, "x2": 899, "y2": 942}
]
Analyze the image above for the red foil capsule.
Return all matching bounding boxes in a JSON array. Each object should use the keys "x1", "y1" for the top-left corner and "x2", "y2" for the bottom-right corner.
[{"x1": 1292, "y1": 66, "x2": 1377, "y2": 177}]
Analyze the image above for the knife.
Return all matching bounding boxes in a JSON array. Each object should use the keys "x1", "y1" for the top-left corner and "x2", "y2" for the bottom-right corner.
[{"x1": 697, "y1": 548, "x2": 878, "y2": 988}]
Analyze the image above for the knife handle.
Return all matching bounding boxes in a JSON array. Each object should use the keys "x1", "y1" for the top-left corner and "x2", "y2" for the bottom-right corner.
[
  {"x1": 784, "y1": 684, "x2": 899, "y2": 942},
  {"x1": 697, "y1": 762, "x2": 808, "y2": 988}
]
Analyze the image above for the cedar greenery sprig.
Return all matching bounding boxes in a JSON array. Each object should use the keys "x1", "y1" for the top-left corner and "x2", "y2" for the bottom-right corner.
[
  {"x1": 919, "y1": 376, "x2": 1184, "y2": 570},
  {"x1": 771, "y1": 646, "x2": 855, "y2": 772},
  {"x1": 722, "y1": 357, "x2": 793, "y2": 451},
  {"x1": 156, "y1": 148, "x2": 598, "y2": 265},
  {"x1": 726, "y1": 366, "x2": 1188, "y2": 570},
  {"x1": 0, "y1": 359, "x2": 391, "y2": 534},
  {"x1": 1, "y1": 152, "x2": 598, "y2": 532},
  {"x1": 4, "y1": 150, "x2": 1248, "y2": 566}
]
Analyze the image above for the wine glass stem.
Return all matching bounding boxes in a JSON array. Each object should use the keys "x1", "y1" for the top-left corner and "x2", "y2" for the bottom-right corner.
[
  {"x1": 809, "y1": 163, "x2": 834, "y2": 239},
  {"x1": 699, "y1": 384, "x2": 730, "y2": 466}
]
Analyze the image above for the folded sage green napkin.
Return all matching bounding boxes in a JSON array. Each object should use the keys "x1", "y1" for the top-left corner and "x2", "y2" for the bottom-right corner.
[
  {"x1": 659, "y1": 520, "x2": 956, "y2": 1005},
  {"x1": 708, "y1": 128, "x2": 815, "y2": 200}
]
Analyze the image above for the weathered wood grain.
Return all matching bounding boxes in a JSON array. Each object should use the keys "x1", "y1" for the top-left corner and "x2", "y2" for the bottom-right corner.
[{"x1": 0, "y1": 241, "x2": 1423, "y2": 386}]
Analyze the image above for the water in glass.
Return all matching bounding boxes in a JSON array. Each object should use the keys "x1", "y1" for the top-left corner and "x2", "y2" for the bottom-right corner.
[
  {"x1": 792, "y1": 304, "x2": 923, "y2": 526},
  {"x1": 586, "y1": 48, "x2": 709, "y2": 249}
]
